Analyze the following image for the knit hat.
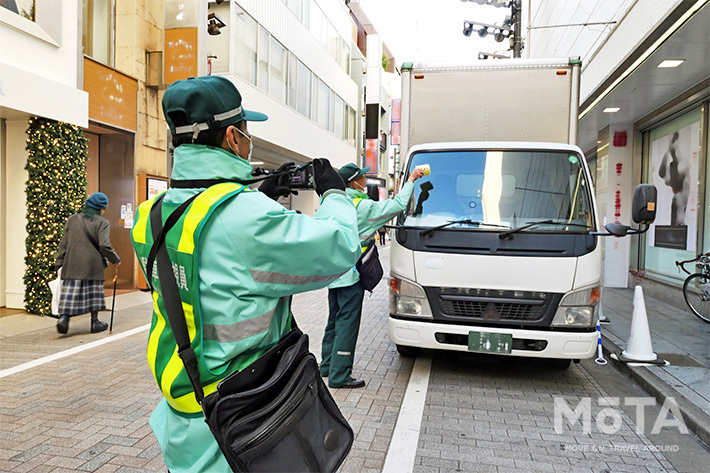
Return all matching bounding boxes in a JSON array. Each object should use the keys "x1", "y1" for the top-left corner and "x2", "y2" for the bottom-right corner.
[
  {"x1": 162, "y1": 75, "x2": 268, "y2": 137},
  {"x1": 86, "y1": 192, "x2": 109, "y2": 210},
  {"x1": 338, "y1": 163, "x2": 371, "y2": 183}
]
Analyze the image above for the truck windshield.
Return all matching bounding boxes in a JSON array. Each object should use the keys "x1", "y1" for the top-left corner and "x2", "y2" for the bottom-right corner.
[{"x1": 403, "y1": 150, "x2": 594, "y2": 232}]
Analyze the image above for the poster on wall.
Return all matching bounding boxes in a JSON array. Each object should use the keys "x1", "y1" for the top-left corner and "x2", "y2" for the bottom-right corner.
[
  {"x1": 147, "y1": 177, "x2": 169, "y2": 200},
  {"x1": 648, "y1": 120, "x2": 700, "y2": 250}
]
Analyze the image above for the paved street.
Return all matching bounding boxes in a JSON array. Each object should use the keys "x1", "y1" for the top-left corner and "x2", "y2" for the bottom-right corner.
[{"x1": 0, "y1": 242, "x2": 707, "y2": 473}]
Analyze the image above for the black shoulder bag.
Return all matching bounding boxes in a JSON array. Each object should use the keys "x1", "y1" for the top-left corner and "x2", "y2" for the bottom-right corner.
[
  {"x1": 147, "y1": 193, "x2": 353, "y2": 473},
  {"x1": 356, "y1": 240, "x2": 383, "y2": 292}
]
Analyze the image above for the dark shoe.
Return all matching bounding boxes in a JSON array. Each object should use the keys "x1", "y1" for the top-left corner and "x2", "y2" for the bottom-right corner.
[
  {"x1": 330, "y1": 378, "x2": 365, "y2": 389},
  {"x1": 56, "y1": 315, "x2": 70, "y2": 334},
  {"x1": 91, "y1": 320, "x2": 108, "y2": 333}
]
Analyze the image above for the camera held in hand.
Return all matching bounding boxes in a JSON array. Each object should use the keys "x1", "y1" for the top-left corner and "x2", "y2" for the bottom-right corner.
[
  {"x1": 283, "y1": 162, "x2": 315, "y2": 189},
  {"x1": 253, "y1": 162, "x2": 315, "y2": 190}
]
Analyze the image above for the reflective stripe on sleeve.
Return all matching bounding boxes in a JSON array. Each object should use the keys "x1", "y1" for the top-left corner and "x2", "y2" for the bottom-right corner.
[
  {"x1": 203, "y1": 304, "x2": 277, "y2": 343},
  {"x1": 249, "y1": 269, "x2": 348, "y2": 285},
  {"x1": 368, "y1": 210, "x2": 401, "y2": 222}
]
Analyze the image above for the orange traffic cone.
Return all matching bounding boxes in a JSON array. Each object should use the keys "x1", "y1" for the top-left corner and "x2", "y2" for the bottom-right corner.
[{"x1": 615, "y1": 286, "x2": 666, "y2": 365}]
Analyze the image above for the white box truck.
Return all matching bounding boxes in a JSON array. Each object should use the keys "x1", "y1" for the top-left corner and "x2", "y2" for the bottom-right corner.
[{"x1": 388, "y1": 58, "x2": 656, "y2": 367}]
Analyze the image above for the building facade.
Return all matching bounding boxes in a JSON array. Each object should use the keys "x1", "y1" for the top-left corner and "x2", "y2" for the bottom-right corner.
[
  {"x1": 1, "y1": 0, "x2": 88, "y2": 309},
  {"x1": 201, "y1": 0, "x2": 362, "y2": 214},
  {"x1": 528, "y1": 0, "x2": 709, "y2": 304},
  {"x1": 1, "y1": 0, "x2": 168, "y2": 309}
]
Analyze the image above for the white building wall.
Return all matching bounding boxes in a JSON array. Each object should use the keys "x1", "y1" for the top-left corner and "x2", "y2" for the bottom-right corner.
[
  {"x1": 527, "y1": 0, "x2": 683, "y2": 102},
  {"x1": 0, "y1": 0, "x2": 87, "y2": 308},
  {"x1": 221, "y1": 0, "x2": 359, "y2": 170},
  {"x1": 0, "y1": 0, "x2": 88, "y2": 126}
]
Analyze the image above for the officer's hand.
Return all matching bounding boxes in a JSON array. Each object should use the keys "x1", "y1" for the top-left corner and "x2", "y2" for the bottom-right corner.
[
  {"x1": 313, "y1": 158, "x2": 345, "y2": 196},
  {"x1": 409, "y1": 167, "x2": 425, "y2": 182},
  {"x1": 259, "y1": 162, "x2": 296, "y2": 200}
]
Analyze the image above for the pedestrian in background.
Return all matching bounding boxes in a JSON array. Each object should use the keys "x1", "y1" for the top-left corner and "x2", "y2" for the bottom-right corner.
[
  {"x1": 320, "y1": 164, "x2": 425, "y2": 389},
  {"x1": 378, "y1": 226, "x2": 387, "y2": 246},
  {"x1": 54, "y1": 192, "x2": 121, "y2": 334}
]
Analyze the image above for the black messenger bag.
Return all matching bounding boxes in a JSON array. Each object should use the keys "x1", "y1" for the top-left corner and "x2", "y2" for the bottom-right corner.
[
  {"x1": 147, "y1": 193, "x2": 353, "y2": 473},
  {"x1": 356, "y1": 240, "x2": 384, "y2": 292}
]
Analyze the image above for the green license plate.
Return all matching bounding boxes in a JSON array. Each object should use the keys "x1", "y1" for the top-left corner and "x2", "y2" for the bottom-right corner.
[{"x1": 468, "y1": 331, "x2": 513, "y2": 354}]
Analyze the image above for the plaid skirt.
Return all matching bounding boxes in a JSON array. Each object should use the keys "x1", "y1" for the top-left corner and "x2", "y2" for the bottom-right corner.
[{"x1": 58, "y1": 279, "x2": 106, "y2": 315}]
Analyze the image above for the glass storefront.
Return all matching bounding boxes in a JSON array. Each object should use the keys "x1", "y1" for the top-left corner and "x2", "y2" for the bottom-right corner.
[{"x1": 643, "y1": 105, "x2": 707, "y2": 283}]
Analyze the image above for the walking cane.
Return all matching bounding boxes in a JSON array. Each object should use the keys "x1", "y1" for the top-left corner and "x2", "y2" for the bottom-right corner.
[{"x1": 109, "y1": 267, "x2": 118, "y2": 334}]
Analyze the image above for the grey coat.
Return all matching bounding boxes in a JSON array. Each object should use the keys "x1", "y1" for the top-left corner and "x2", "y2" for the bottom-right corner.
[{"x1": 55, "y1": 213, "x2": 121, "y2": 281}]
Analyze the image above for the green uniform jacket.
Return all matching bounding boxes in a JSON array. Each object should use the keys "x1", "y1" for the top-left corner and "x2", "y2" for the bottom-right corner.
[
  {"x1": 328, "y1": 181, "x2": 415, "y2": 289},
  {"x1": 131, "y1": 144, "x2": 360, "y2": 473}
]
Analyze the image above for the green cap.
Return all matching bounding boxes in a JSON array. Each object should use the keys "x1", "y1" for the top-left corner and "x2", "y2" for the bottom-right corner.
[
  {"x1": 338, "y1": 163, "x2": 370, "y2": 183},
  {"x1": 162, "y1": 75, "x2": 268, "y2": 136}
]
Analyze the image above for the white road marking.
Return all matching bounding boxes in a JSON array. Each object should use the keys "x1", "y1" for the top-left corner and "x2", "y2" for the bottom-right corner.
[
  {"x1": 0, "y1": 324, "x2": 150, "y2": 380},
  {"x1": 382, "y1": 355, "x2": 432, "y2": 473}
]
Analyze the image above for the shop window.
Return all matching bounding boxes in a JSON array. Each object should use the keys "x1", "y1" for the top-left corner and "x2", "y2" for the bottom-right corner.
[
  {"x1": 83, "y1": 0, "x2": 113, "y2": 65},
  {"x1": 233, "y1": 7, "x2": 257, "y2": 84},
  {"x1": 287, "y1": 0, "x2": 302, "y2": 22},
  {"x1": 309, "y1": 5, "x2": 322, "y2": 46},
  {"x1": 316, "y1": 78, "x2": 329, "y2": 130},
  {"x1": 333, "y1": 95, "x2": 344, "y2": 139},
  {"x1": 346, "y1": 106, "x2": 356, "y2": 146},
  {"x1": 287, "y1": 53, "x2": 297, "y2": 109},
  {"x1": 257, "y1": 26, "x2": 269, "y2": 92},
  {"x1": 268, "y1": 37, "x2": 287, "y2": 103},
  {"x1": 296, "y1": 60, "x2": 311, "y2": 118},
  {"x1": 644, "y1": 106, "x2": 705, "y2": 280}
]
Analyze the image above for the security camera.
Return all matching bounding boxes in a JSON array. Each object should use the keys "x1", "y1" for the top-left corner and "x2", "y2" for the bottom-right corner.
[
  {"x1": 494, "y1": 30, "x2": 505, "y2": 42},
  {"x1": 463, "y1": 24, "x2": 473, "y2": 37},
  {"x1": 478, "y1": 28, "x2": 488, "y2": 38}
]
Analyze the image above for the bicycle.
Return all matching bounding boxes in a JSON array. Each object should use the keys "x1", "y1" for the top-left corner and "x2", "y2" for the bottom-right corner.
[{"x1": 675, "y1": 252, "x2": 710, "y2": 323}]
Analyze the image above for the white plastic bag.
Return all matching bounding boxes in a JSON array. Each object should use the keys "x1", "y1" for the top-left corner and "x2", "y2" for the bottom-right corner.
[{"x1": 49, "y1": 269, "x2": 62, "y2": 315}]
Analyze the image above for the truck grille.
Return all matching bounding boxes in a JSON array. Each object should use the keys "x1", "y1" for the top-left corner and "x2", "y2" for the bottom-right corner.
[{"x1": 439, "y1": 299, "x2": 546, "y2": 321}]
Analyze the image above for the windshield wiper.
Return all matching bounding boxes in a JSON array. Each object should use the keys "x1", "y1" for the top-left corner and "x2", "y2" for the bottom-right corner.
[
  {"x1": 498, "y1": 220, "x2": 592, "y2": 240},
  {"x1": 421, "y1": 219, "x2": 508, "y2": 237}
]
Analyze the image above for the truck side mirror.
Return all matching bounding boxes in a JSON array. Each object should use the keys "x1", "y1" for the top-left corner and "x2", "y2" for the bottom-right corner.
[{"x1": 632, "y1": 184, "x2": 657, "y2": 224}]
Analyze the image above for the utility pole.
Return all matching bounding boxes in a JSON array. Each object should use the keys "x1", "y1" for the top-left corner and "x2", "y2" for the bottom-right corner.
[{"x1": 511, "y1": 0, "x2": 522, "y2": 58}]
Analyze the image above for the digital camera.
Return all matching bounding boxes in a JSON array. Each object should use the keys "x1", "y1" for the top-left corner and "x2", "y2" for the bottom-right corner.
[{"x1": 282, "y1": 162, "x2": 315, "y2": 189}]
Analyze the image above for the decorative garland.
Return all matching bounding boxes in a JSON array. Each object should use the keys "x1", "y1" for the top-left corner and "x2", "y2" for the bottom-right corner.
[{"x1": 24, "y1": 117, "x2": 88, "y2": 316}]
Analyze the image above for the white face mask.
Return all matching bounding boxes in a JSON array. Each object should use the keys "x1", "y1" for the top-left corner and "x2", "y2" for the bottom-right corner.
[
  {"x1": 230, "y1": 126, "x2": 253, "y2": 162},
  {"x1": 353, "y1": 181, "x2": 367, "y2": 193}
]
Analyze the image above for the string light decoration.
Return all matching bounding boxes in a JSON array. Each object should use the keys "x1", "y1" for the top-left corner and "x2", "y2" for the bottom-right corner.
[{"x1": 24, "y1": 117, "x2": 88, "y2": 316}]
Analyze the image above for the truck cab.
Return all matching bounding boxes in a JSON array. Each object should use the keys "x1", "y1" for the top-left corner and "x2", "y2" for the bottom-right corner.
[{"x1": 388, "y1": 141, "x2": 600, "y2": 366}]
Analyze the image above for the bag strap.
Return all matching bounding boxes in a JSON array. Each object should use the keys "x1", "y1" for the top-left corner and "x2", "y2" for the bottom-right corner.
[
  {"x1": 145, "y1": 193, "x2": 200, "y2": 292},
  {"x1": 149, "y1": 192, "x2": 206, "y2": 404},
  {"x1": 147, "y1": 189, "x2": 299, "y2": 408}
]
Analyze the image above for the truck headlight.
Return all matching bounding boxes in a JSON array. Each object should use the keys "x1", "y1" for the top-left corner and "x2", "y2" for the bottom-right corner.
[
  {"x1": 389, "y1": 275, "x2": 433, "y2": 319},
  {"x1": 551, "y1": 286, "x2": 599, "y2": 327}
]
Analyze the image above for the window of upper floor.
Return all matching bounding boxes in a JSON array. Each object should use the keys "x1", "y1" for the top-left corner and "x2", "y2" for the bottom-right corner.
[{"x1": 82, "y1": 0, "x2": 113, "y2": 66}]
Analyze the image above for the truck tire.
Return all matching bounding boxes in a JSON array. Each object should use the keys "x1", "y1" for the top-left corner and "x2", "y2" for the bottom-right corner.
[
  {"x1": 549, "y1": 358, "x2": 571, "y2": 370},
  {"x1": 396, "y1": 344, "x2": 419, "y2": 357}
]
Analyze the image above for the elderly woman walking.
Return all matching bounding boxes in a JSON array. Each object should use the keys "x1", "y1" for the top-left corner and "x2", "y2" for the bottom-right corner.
[{"x1": 54, "y1": 192, "x2": 121, "y2": 334}]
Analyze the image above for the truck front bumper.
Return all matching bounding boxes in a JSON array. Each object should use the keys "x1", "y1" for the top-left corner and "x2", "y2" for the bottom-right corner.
[{"x1": 388, "y1": 317, "x2": 597, "y2": 359}]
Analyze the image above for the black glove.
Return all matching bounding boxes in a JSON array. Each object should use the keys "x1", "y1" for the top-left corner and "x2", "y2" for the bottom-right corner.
[
  {"x1": 259, "y1": 162, "x2": 296, "y2": 200},
  {"x1": 313, "y1": 158, "x2": 345, "y2": 196}
]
